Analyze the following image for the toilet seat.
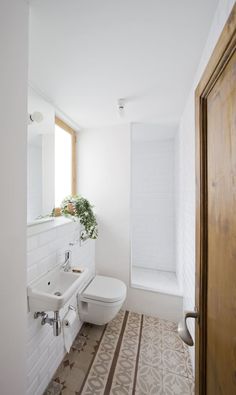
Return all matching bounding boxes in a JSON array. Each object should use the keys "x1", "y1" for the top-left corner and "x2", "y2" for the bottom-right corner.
[
  {"x1": 81, "y1": 275, "x2": 126, "y2": 304},
  {"x1": 79, "y1": 275, "x2": 127, "y2": 325}
]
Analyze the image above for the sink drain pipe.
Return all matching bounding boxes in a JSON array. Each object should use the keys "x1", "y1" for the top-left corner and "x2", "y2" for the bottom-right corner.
[{"x1": 34, "y1": 311, "x2": 61, "y2": 336}]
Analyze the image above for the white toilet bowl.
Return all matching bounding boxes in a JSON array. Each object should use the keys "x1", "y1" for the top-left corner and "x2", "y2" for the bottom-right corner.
[{"x1": 78, "y1": 275, "x2": 127, "y2": 325}]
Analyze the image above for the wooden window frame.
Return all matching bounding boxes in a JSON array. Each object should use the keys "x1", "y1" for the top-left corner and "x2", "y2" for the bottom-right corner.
[{"x1": 55, "y1": 116, "x2": 77, "y2": 196}]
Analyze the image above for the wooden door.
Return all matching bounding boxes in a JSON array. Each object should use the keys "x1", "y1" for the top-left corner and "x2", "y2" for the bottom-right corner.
[{"x1": 195, "y1": 4, "x2": 236, "y2": 395}]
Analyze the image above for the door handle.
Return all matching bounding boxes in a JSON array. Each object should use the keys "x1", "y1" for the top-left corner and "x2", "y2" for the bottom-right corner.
[{"x1": 178, "y1": 310, "x2": 199, "y2": 346}]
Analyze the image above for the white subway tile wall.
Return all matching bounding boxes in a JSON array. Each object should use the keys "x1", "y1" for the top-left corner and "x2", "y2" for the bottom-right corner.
[
  {"x1": 131, "y1": 126, "x2": 177, "y2": 273},
  {"x1": 26, "y1": 220, "x2": 95, "y2": 395}
]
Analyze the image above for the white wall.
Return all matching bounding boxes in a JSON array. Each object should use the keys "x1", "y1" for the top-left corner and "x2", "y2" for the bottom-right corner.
[
  {"x1": 0, "y1": 1, "x2": 28, "y2": 394},
  {"x1": 174, "y1": 130, "x2": 183, "y2": 290},
  {"x1": 177, "y1": 0, "x2": 236, "y2": 368},
  {"x1": 131, "y1": 123, "x2": 176, "y2": 272},
  {"x1": 78, "y1": 124, "x2": 183, "y2": 322},
  {"x1": 78, "y1": 124, "x2": 130, "y2": 287},
  {"x1": 26, "y1": 219, "x2": 95, "y2": 395}
]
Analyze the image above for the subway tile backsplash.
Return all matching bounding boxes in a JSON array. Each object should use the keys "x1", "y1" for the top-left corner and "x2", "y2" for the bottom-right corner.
[{"x1": 26, "y1": 219, "x2": 95, "y2": 395}]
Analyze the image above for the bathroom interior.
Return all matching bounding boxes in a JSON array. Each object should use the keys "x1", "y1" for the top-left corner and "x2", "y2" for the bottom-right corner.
[{"x1": 1, "y1": 0, "x2": 235, "y2": 394}]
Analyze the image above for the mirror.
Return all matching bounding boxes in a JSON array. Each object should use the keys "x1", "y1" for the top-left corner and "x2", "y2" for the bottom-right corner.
[{"x1": 27, "y1": 87, "x2": 55, "y2": 224}]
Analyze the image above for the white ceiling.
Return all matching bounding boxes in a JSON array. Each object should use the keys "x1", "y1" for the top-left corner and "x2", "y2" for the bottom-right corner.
[{"x1": 29, "y1": 0, "x2": 218, "y2": 129}]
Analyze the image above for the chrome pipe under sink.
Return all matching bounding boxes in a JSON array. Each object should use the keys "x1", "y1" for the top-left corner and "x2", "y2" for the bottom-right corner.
[{"x1": 34, "y1": 311, "x2": 61, "y2": 336}]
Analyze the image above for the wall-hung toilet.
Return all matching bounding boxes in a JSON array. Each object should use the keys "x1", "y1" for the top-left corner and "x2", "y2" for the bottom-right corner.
[{"x1": 79, "y1": 275, "x2": 127, "y2": 325}]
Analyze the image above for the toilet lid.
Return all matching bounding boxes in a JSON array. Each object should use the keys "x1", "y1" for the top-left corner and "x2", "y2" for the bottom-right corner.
[{"x1": 82, "y1": 275, "x2": 126, "y2": 303}]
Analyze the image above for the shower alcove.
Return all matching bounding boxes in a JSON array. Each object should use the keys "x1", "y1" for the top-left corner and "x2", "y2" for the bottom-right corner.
[{"x1": 131, "y1": 123, "x2": 182, "y2": 297}]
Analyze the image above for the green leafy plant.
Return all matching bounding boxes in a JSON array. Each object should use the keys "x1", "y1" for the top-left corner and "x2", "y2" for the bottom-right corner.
[{"x1": 54, "y1": 195, "x2": 98, "y2": 240}]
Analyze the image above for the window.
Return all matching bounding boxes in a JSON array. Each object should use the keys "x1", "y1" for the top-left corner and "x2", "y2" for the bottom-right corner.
[{"x1": 55, "y1": 117, "x2": 77, "y2": 207}]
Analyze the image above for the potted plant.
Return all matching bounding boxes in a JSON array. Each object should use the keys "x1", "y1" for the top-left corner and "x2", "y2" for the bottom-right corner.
[{"x1": 52, "y1": 195, "x2": 98, "y2": 240}]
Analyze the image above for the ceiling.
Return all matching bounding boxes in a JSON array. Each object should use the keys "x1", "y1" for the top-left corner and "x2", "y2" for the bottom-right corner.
[{"x1": 29, "y1": 0, "x2": 218, "y2": 129}]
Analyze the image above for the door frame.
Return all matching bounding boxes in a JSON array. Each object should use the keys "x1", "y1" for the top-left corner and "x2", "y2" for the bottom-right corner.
[{"x1": 195, "y1": 4, "x2": 236, "y2": 394}]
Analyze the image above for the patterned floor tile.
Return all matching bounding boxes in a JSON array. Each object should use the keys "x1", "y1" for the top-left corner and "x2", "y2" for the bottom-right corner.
[
  {"x1": 163, "y1": 371, "x2": 192, "y2": 395},
  {"x1": 162, "y1": 330, "x2": 185, "y2": 352},
  {"x1": 135, "y1": 365, "x2": 163, "y2": 395},
  {"x1": 71, "y1": 333, "x2": 88, "y2": 352},
  {"x1": 61, "y1": 389, "x2": 75, "y2": 395},
  {"x1": 44, "y1": 311, "x2": 194, "y2": 395},
  {"x1": 139, "y1": 342, "x2": 162, "y2": 367},
  {"x1": 109, "y1": 312, "x2": 142, "y2": 394},
  {"x1": 61, "y1": 367, "x2": 85, "y2": 392},
  {"x1": 144, "y1": 315, "x2": 162, "y2": 328},
  {"x1": 162, "y1": 349, "x2": 188, "y2": 377},
  {"x1": 142, "y1": 325, "x2": 162, "y2": 339},
  {"x1": 185, "y1": 350, "x2": 194, "y2": 380},
  {"x1": 52, "y1": 361, "x2": 73, "y2": 384},
  {"x1": 142, "y1": 316, "x2": 162, "y2": 348},
  {"x1": 142, "y1": 333, "x2": 162, "y2": 348},
  {"x1": 159, "y1": 319, "x2": 178, "y2": 332},
  {"x1": 45, "y1": 381, "x2": 63, "y2": 395},
  {"x1": 80, "y1": 310, "x2": 126, "y2": 395},
  {"x1": 189, "y1": 378, "x2": 195, "y2": 395}
]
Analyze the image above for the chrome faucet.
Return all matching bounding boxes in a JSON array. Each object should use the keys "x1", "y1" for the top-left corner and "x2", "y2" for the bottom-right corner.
[{"x1": 61, "y1": 250, "x2": 72, "y2": 272}]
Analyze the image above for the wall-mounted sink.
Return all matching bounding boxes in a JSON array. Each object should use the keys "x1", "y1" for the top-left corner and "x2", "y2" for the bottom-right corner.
[{"x1": 27, "y1": 267, "x2": 88, "y2": 312}]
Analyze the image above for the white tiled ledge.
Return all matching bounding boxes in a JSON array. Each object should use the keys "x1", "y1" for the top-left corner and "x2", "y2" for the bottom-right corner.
[
  {"x1": 27, "y1": 217, "x2": 75, "y2": 237},
  {"x1": 131, "y1": 266, "x2": 183, "y2": 297}
]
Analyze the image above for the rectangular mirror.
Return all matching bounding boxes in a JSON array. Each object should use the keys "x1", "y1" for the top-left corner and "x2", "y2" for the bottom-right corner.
[
  {"x1": 27, "y1": 87, "x2": 55, "y2": 224},
  {"x1": 27, "y1": 88, "x2": 77, "y2": 225}
]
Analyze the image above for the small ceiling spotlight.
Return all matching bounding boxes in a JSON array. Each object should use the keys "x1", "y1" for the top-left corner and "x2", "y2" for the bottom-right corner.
[
  {"x1": 118, "y1": 98, "x2": 125, "y2": 116},
  {"x1": 28, "y1": 111, "x2": 44, "y2": 125}
]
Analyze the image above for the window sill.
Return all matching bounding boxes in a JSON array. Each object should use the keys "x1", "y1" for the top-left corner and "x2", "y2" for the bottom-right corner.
[{"x1": 27, "y1": 217, "x2": 74, "y2": 237}]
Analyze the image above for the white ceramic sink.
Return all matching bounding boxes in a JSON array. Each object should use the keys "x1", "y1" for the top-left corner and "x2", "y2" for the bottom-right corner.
[{"x1": 28, "y1": 267, "x2": 88, "y2": 312}]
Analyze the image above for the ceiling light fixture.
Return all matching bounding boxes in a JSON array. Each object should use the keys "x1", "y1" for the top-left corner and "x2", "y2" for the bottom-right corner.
[
  {"x1": 28, "y1": 111, "x2": 44, "y2": 125},
  {"x1": 118, "y1": 98, "x2": 125, "y2": 116}
]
